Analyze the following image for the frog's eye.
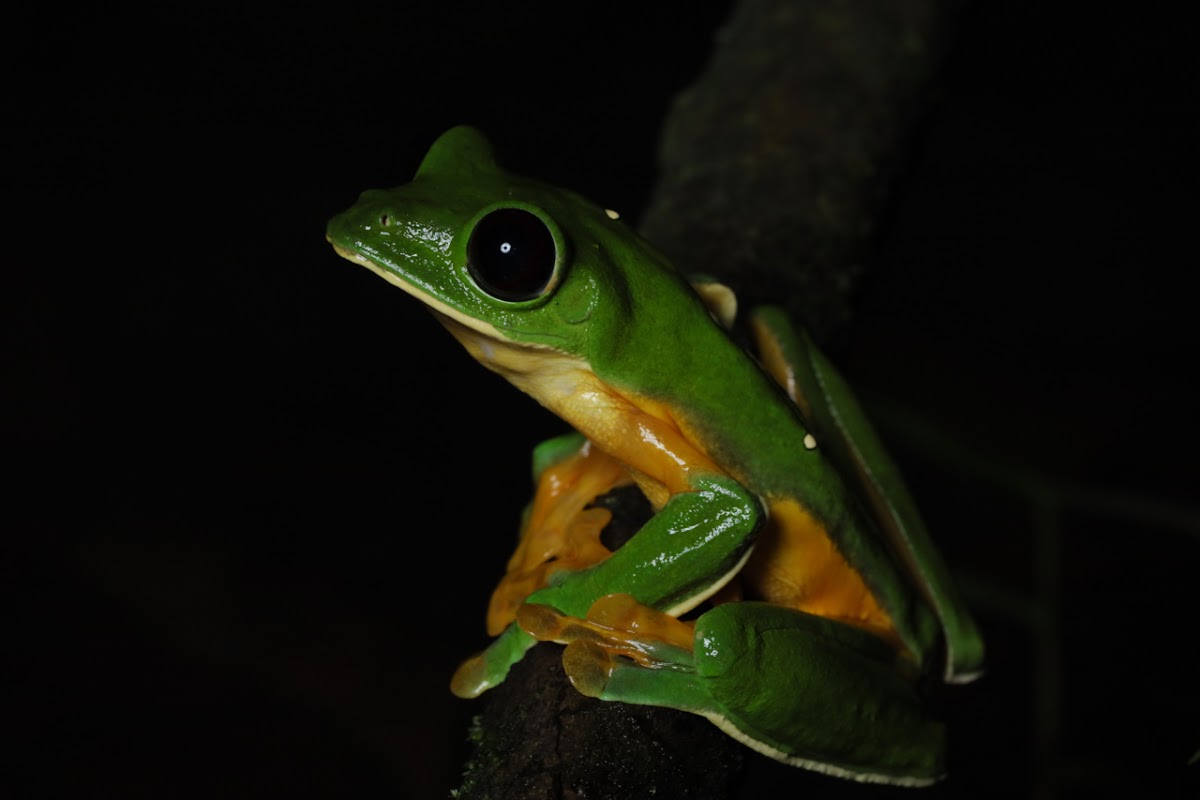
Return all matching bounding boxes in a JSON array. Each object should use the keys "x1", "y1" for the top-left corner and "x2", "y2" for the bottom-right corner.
[{"x1": 466, "y1": 208, "x2": 557, "y2": 302}]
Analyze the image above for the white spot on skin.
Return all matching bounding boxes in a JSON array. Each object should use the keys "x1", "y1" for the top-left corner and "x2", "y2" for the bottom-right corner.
[
  {"x1": 605, "y1": 209, "x2": 620, "y2": 220},
  {"x1": 803, "y1": 433, "x2": 817, "y2": 450}
]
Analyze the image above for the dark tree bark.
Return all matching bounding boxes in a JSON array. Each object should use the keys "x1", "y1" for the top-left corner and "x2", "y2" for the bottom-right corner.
[
  {"x1": 453, "y1": 1, "x2": 964, "y2": 797},
  {"x1": 642, "y1": 0, "x2": 965, "y2": 345}
]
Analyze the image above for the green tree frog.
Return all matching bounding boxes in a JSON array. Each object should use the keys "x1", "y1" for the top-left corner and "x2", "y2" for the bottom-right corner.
[{"x1": 327, "y1": 126, "x2": 984, "y2": 786}]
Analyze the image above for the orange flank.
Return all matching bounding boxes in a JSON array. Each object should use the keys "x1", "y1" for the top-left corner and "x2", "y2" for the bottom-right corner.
[{"x1": 742, "y1": 498, "x2": 900, "y2": 648}]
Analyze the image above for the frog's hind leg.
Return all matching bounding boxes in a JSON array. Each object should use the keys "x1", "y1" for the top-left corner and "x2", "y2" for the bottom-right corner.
[
  {"x1": 748, "y1": 307, "x2": 985, "y2": 682},
  {"x1": 525, "y1": 596, "x2": 946, "y2": 786},
  {"x1": 694, "y1": 602, "x2": 945, "y2": 785}
]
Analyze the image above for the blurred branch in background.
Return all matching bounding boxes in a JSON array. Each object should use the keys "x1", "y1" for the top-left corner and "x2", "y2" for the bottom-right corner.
[{"x1": 874, "y1": 403, "x2": 1200, "y2": 797}]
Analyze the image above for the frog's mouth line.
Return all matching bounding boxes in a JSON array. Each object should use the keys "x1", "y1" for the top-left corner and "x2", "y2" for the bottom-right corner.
[
  {"x1": 331, "y1": 239, "x2": 595, "y2": 415},
  {"x1": 330, "y1": 241, "x2": 552, "y2": 347}
]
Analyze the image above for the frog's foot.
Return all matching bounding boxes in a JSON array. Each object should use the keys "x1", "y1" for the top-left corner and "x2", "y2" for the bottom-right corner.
[
  {"x1": 487, "y1": 505, "x2": 613, "y2": 634},
  {"x1": 449, "y1": 622, "x2": 536, "y2": 699},
  {"x1": 486, "y1": 436, "x2": 630, "y2": 636},
  {"x1": 516, "y1": 594, "x2": 699, "y2": 698}
]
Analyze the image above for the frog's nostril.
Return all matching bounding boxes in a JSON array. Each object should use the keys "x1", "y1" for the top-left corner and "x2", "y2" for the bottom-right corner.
[{"x1": 379, "y1": 212, "x2": 392, "y2": 227}]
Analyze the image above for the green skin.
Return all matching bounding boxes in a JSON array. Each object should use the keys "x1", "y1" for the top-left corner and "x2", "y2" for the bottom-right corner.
[{"x1": 327, "y1": 126, "x2": 983, "y2": 786}]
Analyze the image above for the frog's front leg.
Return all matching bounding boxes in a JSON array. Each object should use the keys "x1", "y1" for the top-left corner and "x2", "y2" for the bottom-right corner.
[
  {"x1": 527, "y1": 598, "x2": 946, "y2": 786},
  {"x1": 451, "y1": 471, "x2": 761, "y2": 697},
  {"x1": 451, "y1": 430, "x2": 628, "y2": 698},
  {"x1": 484, "y1": 431, "x2": 631, "y2": 636},
  {"x1": 529, "y1": 472, "x2": 760, "y2": 617}
]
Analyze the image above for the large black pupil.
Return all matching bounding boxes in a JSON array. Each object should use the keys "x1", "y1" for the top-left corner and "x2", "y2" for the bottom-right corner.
[{"x1": 466, "y1": 208, "x2": 556, "y2": 301}]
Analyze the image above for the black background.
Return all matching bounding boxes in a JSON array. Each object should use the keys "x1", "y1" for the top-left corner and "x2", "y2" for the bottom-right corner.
[{"x1": 7, "y1": 2, "x2": 1198, "y2": 798}]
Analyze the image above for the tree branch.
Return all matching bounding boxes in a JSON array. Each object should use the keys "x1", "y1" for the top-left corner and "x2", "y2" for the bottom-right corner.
[{"x1": 454, "y1": 1, "x2": 964, "y2": 797}]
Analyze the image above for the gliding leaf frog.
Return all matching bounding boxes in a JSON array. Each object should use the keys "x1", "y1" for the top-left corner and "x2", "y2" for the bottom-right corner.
[{"x1": 326, "y1": 126, "x2": 983, "y2": 785}]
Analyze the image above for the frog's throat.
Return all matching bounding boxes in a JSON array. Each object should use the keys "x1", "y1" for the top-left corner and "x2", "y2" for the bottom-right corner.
[
  {"x1": 331, "y1": 244, "x2": 568, "y2": 350},
  {"x1": 331, "y1": 244, "x2": 532, "y2": 346},
  {"x1": 434, "y1": 311, "x2": 596, "y2": 416},
  {"x1": 331, "y1": 244, "x2": 595, "y2": 407}
]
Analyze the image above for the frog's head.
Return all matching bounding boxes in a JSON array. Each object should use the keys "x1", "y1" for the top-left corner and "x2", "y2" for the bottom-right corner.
[{"x1": 327, "y1": 126, "x2": 665, "y2": 367}]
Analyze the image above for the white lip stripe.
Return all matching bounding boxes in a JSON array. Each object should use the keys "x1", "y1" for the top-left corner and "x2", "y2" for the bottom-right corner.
[{"x1": 332, "y1": 244, "x2": 520, "y2": 344}]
